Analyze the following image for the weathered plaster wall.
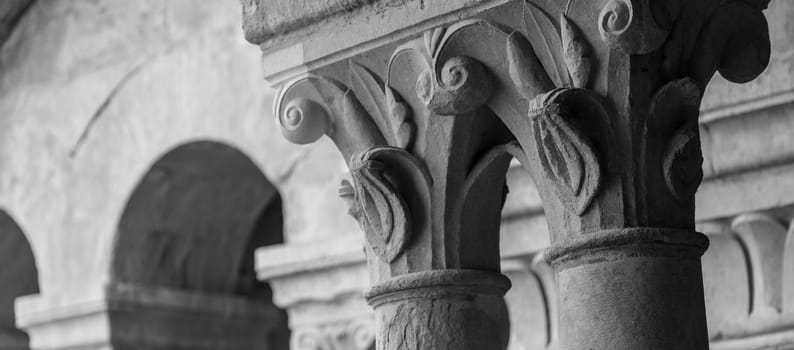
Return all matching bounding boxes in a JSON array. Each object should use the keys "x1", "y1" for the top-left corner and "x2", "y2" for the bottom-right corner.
[{"x1": 0, "y1": 0, "x2": 358, "y2": 298}]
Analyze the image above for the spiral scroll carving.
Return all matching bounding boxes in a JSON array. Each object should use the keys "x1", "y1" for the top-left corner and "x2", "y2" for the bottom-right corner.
[
  {"x1": 417, "y1": 56, "x2": 493, "y2": 115},
  {"x1": 598, "y1": 0, "x2": 668, "y2": 54},
  {"x1": 279, "y1": 98, "x2": 331, "y2": 144}
]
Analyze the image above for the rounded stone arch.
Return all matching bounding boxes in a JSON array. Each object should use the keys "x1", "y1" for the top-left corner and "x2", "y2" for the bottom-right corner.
[
  {"x1": 0, "y1": 209, "x2": 39, "y2": 348},
  {"x1": 110, "y1": 139, "x2": 285, "y2": 297}
]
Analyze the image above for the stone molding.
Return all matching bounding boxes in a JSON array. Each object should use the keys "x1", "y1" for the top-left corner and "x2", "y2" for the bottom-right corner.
[
  {"x1": 544, "y1": 227, "x2": 709, "y2": 270},
  {"x1": 15, "y1": 282, "x2": 283, "y2": 350},
  {"x1": 701, "y1": 210, "x2": 794, "y2": 341},
  {"x1": 241, "y1": 0, "x2": 505, "y2": 47}
]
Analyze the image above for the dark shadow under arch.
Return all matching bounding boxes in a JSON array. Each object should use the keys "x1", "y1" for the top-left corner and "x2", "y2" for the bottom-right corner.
[
  {"x1": 112, "y1": 140, "x2": 282, "y2": 294},
  {"x1": 111, "y1": 140, "x2": 288, "y2": 347},
  {"x1": 0, "y1": 209, "x2": 38, "y2": 348}
]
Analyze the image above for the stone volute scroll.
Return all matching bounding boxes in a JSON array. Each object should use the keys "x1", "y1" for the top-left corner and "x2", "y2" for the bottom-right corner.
[{"x1": 250, "y1": 0, "x2": 772, "y2": 348}]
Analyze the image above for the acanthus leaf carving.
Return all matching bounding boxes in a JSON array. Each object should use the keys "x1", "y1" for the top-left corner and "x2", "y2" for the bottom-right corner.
[
  {"x1": 598, "y1": 0, "x2": 669, "y2": 54},
  {"x1": 649, "y1": 78, "x2": 703, "y2": 202},
  {"x1": 662, "y1": 121, "x2": 703, "y2": 202},
  {"x1": 349, "y1": 61, "x2": 415, "y2": 149},
  {"x1": 384, "y1": 86, "x2": 415, "y2": 149},
  {"x1": 521, "y1": 1, "x2": 571, "y2": 87},
  {"x1": 423, "y1": 26, "x2": 446, "y2": 61},
  {"x1": 351, "y1": 157, "x2": 410, "y2": 264},
  {"x1": 506, "y1": 31, "x2": 555, "y2": 101},
  {"x1": 529, "y1": 88, "x2": 603, "y2": 215},
  {"x1": 560, "y1": 14, "x2": 592, "y2": 89},
  {"x1": 506, "y1": 10, "x2": 606, "y2": 217},
  {"x1": 345, "y1": 146, "x2": 432, "y2": 264}
]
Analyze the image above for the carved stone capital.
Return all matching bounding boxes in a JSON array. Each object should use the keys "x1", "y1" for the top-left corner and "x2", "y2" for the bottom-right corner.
[
  {"x1": 275, "y1": 28, "x2": 519, "y2": 283},
  {"x1": 273, "y1": 26, "x2": 521, "y2": 348},
  {"x1": 272, "y1": 0, "x2": 767, "y2": 247}
]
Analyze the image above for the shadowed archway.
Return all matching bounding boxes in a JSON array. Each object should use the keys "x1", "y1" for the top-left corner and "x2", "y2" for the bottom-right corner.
[
  {"x1": 0, "y1": 210, "x2": 38, "y2": 349},
  {"x1": 110, "y1": 140, "x2": 289, "y2": 348}
]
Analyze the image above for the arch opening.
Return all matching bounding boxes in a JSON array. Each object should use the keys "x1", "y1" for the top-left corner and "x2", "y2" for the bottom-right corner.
[
  {"x1": 0, "y1": 210, "x2": 39, "y2": 349},
  {"x1": 110, "y1": 140, "x2": 289, "y2": 347}
]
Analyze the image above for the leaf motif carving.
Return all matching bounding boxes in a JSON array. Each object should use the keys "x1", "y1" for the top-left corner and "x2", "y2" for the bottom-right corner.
[
  {"x1": 648, "y1": 78, "x2": 703, "y2": 201},
  {"x1": 349, "y1": 60, "x2": 415, "y2": 149},
  {"x1": 351, "y1": 158, "x2": 411, "y2": 263},
  {"x1": 530, "y1": 90, "x2": 602, "y2": 215},
  {"x1": 385, "y1": 86, "x2": 415, "y2": 149},
  {"x1": 346, "y1": 147, "x2": 432, "y2": 263},
  {"x1": 522, "y1": 1, "x2": 570, "y2": 87},
  {"x1": 349, "y1": 61, "x2": 395, "y2": 144},
  {"x1": 506, "y1": 31, "x2": 555, "y2": 101},
  {"x1": 663, "y1": 121, "x2": 703, "y2": 201},
  {"x1": 560, "y1": 14, "x2": 592, "y2": 89},
  {"x1": 423, "y1": 26, "x2": 447, "y2": 59}
]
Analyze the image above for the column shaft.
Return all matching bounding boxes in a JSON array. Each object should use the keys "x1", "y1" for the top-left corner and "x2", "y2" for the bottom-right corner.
[
  {"x1": 367, "y1": 270, "x2": 509, "y2": 350},
  {"x1": 548, "y1": 228, "x2": 709, "y2": 349}
]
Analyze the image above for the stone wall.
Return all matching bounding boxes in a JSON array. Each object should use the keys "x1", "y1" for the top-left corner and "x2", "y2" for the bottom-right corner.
[
  {"x1": 0, "y1": 1, "x2": 354, "y2": 348},
  {"x1": 0, "y1": 0, "x2": 360, "y2": 298}
]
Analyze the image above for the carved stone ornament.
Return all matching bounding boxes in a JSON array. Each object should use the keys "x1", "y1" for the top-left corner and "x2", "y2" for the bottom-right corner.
[
  {"x1": 528, "y1": 89, "x2": 603, "y2": 215},
  {"x1": 346, "y1": 147, "x2": 431, "y2": 264},
  {"x1": 652, "y1": 79, "x2": 704, "y2": 202},
  {"x1": 598, "y1": 0, "x2": 668, "y2": 54},
  {"x1": 265, "y1": 0, "x2": 772, "y2": 348},
  {"x1": 292, "y1": 318, "x2": 375, "y2": 350}
]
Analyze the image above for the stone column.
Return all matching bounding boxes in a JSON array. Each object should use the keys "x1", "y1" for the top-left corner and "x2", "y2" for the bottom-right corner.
[
  {"x1": 243, "y1": 0, "x2": 772, "y2": 348},
  {"x1": 273, "y1": 49, "x2": 514, "y2": 349},
  {"x1": 498, "y1": 1, "x2": 770, "y2": 348}
]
